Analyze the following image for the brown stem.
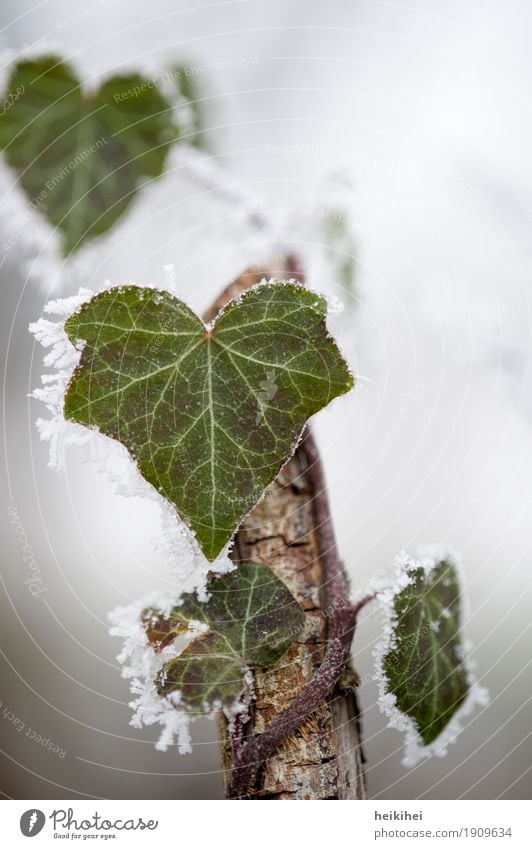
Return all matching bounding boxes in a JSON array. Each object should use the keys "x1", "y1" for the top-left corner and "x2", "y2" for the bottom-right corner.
[
  {"x1": 209, "y1": 257, "x2": 366, "y2": 799},
  {"x1": 226, "y1": 605, "x2": 365, "y2": 798},
  {"x1": 226, "y1": 428, "x2": 370, "y2": 799}
]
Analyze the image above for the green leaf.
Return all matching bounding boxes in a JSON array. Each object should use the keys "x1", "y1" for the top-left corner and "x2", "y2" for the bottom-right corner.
[
  {"x1": 144, "y1": 563, "x2": 305, "y2": 709},
  {"x1": 0, "y1": 55, "x2": 183, "y2": 255},
  {"x1": 63, "y1": 281, "x2": 354, "y2": 560},
  {"x1": 380, "y1": 555, "x2": 469, "y2": 746}
]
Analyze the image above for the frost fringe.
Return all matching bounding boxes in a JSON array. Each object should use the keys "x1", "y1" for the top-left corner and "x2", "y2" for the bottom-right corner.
[
  {"x1": 109, "y1": 592, "x2": 198, "y2": 753},
  {"x1": 109, "y1": 593, "x2": 254, "y2": 752}
]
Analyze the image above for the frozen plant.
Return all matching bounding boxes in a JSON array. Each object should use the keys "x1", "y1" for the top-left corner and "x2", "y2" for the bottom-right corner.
[{"x1": 31, "y1": 272, "x2": 487, "y2": 798}]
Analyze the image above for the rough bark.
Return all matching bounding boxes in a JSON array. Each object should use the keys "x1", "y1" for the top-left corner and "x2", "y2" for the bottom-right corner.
[{"x1": 208, "y1": 262, "x2": 367, "y2": 800}]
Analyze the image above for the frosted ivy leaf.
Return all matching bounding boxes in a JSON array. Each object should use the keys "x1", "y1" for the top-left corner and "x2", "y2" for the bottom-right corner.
[
  {"x1": 63, "y1": 281, "x2": 354, "y2": 560},
  {"x1": 375, "y1": 550, "x2": 487, "y2": 762},
  {"x1": 0, "y1": 54, "x2": 187, "y2": 255},
  {"x1": 144, "y1": 563, "x2": 305, "y2": 709}
]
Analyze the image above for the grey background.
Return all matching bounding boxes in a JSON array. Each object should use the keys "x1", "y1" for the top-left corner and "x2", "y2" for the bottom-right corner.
[{"x1": 1, "y1": 0, "x2": 531, "y2": 800}]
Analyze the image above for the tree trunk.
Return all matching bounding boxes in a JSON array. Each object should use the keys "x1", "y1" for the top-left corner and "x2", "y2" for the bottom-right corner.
[{"x1": 207, "y1": 262, "x2": 367, "y2": 800}]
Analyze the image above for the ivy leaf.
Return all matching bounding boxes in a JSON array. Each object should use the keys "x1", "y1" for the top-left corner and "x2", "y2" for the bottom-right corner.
[
  {"x1": 63, "y1": 281, "x2": 354, "y2": 560},
  {"x1": 379, "y1": 555, "x2": 470, "y2": 746},
  {"x1": 0, "y1": 55, "x2": 183, "y2": 255},
  {"x1": 144, "y1": 563, "x2": 305, "y2": 709}
]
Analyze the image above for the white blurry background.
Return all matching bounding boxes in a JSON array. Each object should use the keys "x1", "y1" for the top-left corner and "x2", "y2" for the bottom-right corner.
[{"x1": 1, "y1": 0, "x2": 531, "y2": 799}]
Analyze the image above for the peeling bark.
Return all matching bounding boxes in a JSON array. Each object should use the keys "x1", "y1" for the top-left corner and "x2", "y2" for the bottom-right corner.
[{"x1": 208, "y1": 263, "x2": 367, "y2": 800}]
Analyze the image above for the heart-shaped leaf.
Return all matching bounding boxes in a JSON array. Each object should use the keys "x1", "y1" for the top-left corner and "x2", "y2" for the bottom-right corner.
[
  {"x1": 144, "y1": 563, "x2": 305, "y2": 709},
  {"x1": 63, "y1": 281, "x2": 354, "y2": 560},
  {"x1": 379, "y1": 555, "x2": 469, "y2": 745},
  {"x1": 0, "y1": 55, "x2": 183, "y2": 255}
]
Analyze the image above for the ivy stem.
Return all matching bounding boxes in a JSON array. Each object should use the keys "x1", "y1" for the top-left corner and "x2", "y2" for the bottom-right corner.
[{"x1": 226, "y1": 427, "x2": 373, "y2": 799}]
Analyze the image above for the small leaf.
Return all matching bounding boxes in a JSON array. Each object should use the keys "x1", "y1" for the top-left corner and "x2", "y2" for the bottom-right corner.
[
  {"x1": 147, "y1": 563, "x2": 305, "y2": 709},
  {"x1": 379, "y1": 555, "x2": 469, "y2": 746},
  {"x1": 0, "y1": 55, "x2": 184, "y2": 255},
  {"x1": 63, "y1": 281, "x2": 354, "y2": 560}
]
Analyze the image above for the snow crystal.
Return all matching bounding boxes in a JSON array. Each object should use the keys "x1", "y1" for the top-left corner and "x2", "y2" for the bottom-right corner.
[
  {"x1": 225, "y1": 668, "x2": 255, "y2": 736},
  {"x1": 109, "y1": 593, "x2": 196, "y2": 753},
  {"x1": 373, "y1": 545, "x2": 489, "y2": 768},
  {"x1": 325, "y1": 292, "x2": 345, "y2": 316}
]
